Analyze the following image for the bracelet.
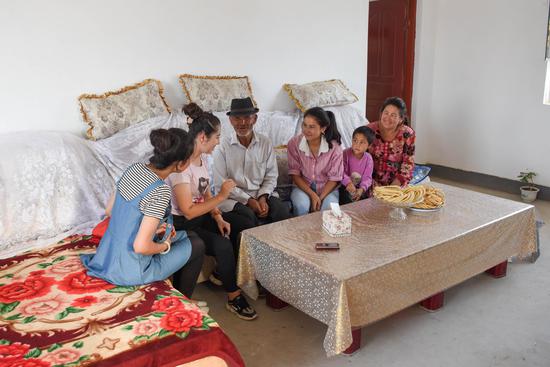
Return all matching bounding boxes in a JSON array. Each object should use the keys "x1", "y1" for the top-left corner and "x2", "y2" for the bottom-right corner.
[{"x1": 160, "y1": 240, "x2": 171, "y2": 255}]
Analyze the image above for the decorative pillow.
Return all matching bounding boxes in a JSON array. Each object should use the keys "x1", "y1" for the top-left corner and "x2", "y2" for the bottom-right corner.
[
  {"x1": 178, "y1": 74, "x2": 256, "y2": 112},
  {"x1": 78, "y1": 79, "x2": 171, "y2": 140},
  {"x1": 274, "y1": 145, "x2": 292, "y2": 201},
  {"x1": 410, "y1": 165, "x2": 432, "y2": 185},
  {"x1": 283, "y1": 79, "x2": 359, "y2": 112}
]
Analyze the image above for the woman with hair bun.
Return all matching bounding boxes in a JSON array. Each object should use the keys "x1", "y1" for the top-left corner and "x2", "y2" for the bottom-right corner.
[
  {"x1": 81, "y1": 128, "x2": 205, "y2": 298},
  {"x1": 367, "y1": 97, "x2": 416, "y2": 186},
  {"x1": 167, "y1": 103, "x2": 257, "y2": 321},
  {"x1": 287, "y1": 107, "x2": 344, "y2": 216}
]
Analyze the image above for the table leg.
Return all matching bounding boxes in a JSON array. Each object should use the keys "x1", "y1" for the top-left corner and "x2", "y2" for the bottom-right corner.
[
  {"x1": 485, "y1": 260, "x2": 508, "y2": 278},
  {"x1": 342, "y1": 328, "x2": 362, "y2": 355},
  {"x1": 419, "y1": 291, "x2": 445, "y2": 312},
  {"x1": 266, "y1": 292, "x2": 288, "y2": 310}
]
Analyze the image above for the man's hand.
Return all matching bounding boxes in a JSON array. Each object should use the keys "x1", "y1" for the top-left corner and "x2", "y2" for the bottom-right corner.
[
  {"x1": 309, "y1": 192, "x2": 322, "y2": 212},
  {"x1": 257, "y1": 195, "x2": 269, "y2": 218},
  {"x1": 247, "y1": 197, "x2": 263, "y2": 216}
]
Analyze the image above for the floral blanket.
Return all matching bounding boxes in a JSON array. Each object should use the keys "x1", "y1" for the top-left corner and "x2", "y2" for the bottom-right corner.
[{"x1": 0, "y1": 235, "x2": 244, "y2": 367}]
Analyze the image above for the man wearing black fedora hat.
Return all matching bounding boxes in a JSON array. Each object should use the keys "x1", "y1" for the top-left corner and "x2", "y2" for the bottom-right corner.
[{"x1": 213, "y1": 97, "x2": 290, "y2": 252}]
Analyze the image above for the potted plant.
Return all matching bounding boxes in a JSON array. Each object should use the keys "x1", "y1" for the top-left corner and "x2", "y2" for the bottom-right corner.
[{"x1": 518, "y1": 171, "x2": 539, "y2": 202}]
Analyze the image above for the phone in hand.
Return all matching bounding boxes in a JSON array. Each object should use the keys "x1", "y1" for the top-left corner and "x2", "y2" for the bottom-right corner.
[{"x1": 315, "y1": 242, "x2": 340, "y2": 250}]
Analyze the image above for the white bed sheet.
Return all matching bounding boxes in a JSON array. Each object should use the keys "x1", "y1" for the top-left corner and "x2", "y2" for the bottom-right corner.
[{"x1": 0, "y1": 131, "x2": 113, "y2": 258}]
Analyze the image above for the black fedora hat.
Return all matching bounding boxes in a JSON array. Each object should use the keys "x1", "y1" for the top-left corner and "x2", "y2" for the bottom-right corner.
[{"x1": 226, "y1": 97, "x2": 259, "y2": 116}]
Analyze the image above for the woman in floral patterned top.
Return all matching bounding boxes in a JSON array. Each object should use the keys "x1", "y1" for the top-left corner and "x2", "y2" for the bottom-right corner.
[{"x1": 367, "y1": 97, "x2": 415, "y2": 186}]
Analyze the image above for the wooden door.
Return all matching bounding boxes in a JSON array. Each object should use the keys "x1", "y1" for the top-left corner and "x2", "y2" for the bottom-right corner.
[{"x1": 366, "y1": 0, "x2": 416, "y2": 123}]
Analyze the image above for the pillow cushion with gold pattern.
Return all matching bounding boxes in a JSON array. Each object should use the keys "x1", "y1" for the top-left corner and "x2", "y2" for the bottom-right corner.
[
  {"x1": 178, "y1": 74, "x2": 256, "y2": 112},
  {"x1": 78, "y1": 79, "x2": 171, "y2": 140},
  {"x1": 283, "y1": 79, "x2": 358, "y2": 112}
]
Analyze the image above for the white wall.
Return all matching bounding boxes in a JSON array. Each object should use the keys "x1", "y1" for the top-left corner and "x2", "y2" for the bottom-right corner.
[
  {"x1": 413, "y1": 0, "x2": 550, "y2": 187},
  {"x1": 0, "y1": 0, "x2": 367, "y2": 135}
]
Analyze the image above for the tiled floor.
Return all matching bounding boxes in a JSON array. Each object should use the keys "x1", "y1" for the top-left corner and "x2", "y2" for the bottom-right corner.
[{"x1": 193, "y1": 178, "x2": 550, "y2": 367}]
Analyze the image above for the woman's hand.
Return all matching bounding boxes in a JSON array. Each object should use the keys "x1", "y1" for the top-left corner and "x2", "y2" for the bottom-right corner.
[
  {"x1": 155, "y1": 223, "x2": 167, "y2": 236},
  {"x1": 346, "y1": 183, "x2": 356, "y2": 194},
  {"x1": 309, "y1": 192, "x2": 322, "y2": 212},
  {"x1": 155, "y1": 223, "x2": 176, "y2": 240},
  {"x1": 215, "y1": 215, "x2": 231, "y2": 237},
  {"x1": 219, "y1": 179, "x2": 236, "y2": 199},
  {"x1": 390, "y1": 179, "x2": 402, "y2": 187}
]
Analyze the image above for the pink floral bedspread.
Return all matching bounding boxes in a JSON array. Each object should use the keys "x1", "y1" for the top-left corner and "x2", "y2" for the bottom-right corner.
[{"x1": 0, "y1": 235, "x2": 244, "y2": 367}]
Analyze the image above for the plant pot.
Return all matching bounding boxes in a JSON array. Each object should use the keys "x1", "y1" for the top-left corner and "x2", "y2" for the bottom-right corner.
[{"x1": 520, "y1": 186, "x2": 539, "y2": 202}]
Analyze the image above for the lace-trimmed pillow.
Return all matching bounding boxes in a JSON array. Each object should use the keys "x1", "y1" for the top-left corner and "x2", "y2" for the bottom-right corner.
[
  {"x1": 178, "y1": 74, "x2": 257, "y2": 112},
  {"x1": 283, "y1": 79, "x2": 359, "y2": 112},
  {"x1": 78, "y1": 79, "x2": 171, "y2": 140},
  {"x1": 274, "y1": 145, "x2": 292, "y2": 201}
]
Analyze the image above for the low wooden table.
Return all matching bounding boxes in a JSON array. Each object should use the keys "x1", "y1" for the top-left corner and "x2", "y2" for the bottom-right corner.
[{"x1": 237, "y1": 183, "x2": 536, "y2": 356}]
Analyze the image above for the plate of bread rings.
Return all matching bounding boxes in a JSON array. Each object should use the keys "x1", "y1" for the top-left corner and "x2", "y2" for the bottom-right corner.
[
  {"x1": 409, "y1": 186, "x2": 446, "y2": 211},
  {"x1": 373, "y1": 185, "x2": 426, "y2": 208}
]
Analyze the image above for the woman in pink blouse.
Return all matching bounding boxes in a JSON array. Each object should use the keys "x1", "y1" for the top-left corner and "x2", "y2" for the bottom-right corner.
[
  {"x1": 287, "y1": 107, "x2": 344, "y2": 216},
  {"x1": 367, "y1": 97, "x2": 415, "y2": 186}
]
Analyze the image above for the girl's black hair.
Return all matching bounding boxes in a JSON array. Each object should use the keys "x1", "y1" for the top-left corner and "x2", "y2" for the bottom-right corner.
[
  {"x1": 352, "y1": 126, "x2": 375, "y2": 145},
  {"x1": 303, "y1": 107, "x2": 342, "y2": 149},
  {"x1": 379, "y1": 96, "x2": 410, "y2": 126},
  {"x1": 183, "y1": 103, "x2": 221, "y2": 140},
  {"x1": 149, "y1": 128, "x2": 193, "y2": 169}
]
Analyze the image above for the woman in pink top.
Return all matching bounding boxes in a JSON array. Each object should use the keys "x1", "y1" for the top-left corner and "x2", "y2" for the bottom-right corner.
[{"x1": 287, "y1": 107, "x2": 344, "y2": 216}]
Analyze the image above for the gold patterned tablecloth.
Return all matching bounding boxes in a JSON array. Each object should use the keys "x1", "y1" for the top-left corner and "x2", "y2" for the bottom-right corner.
[{"x1": 237, "y1": 183, "x2": 537, "y2": 356}]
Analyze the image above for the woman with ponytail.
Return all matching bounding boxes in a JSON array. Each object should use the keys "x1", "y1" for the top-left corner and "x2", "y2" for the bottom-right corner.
[
  {"x1": 367, "y1": 97, "x2": 415, "y2": 186},
  {"x1": 287, "y1": 107, "x2": 344, "y2": 216},
  {"x1": 81, "y1": 128, "x2": 205, "y2": 299},
  {"x1": 166, "y1": 103, "x2": 257, "y2": 321}
]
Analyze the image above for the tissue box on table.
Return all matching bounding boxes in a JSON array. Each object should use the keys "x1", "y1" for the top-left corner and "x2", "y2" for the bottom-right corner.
[{"x1": 322, "y1": 210, "x2": 352, "y2": 237}]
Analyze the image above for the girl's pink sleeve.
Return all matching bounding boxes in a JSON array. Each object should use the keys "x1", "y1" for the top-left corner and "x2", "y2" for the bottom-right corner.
[
  {"x1": 341, "y1": 149, "x2": 352, "y2": 186},
  {"x1": 360, "y1": 153, "x2": 374, "y2": 191},
  {"x1": 287, "y1": 138, "x2": 302, "y2": 176},
  {"x1": 326, "y1": 144, "x2": 344, "y2": 182}
]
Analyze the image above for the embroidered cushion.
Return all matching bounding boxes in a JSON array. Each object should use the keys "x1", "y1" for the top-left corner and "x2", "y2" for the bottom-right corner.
[
  {"x1": 78, "y1": 79, "x2": 171, "y2": 140},
  {"x1": 283, "y1": 79, "x2": 358, "y2": 112},
  {"x1": 178, "y1": 74, "x2": 256, "y2": 112}
]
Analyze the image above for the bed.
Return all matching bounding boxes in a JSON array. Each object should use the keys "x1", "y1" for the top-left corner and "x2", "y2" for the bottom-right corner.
[{"x1": 0, "y1": 234, "x2": 244, "y2": 367}]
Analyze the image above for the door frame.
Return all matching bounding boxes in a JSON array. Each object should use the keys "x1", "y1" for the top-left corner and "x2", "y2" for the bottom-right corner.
[{"x1": 403, "y1": 0, "x2": 417, "y2": 117}]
